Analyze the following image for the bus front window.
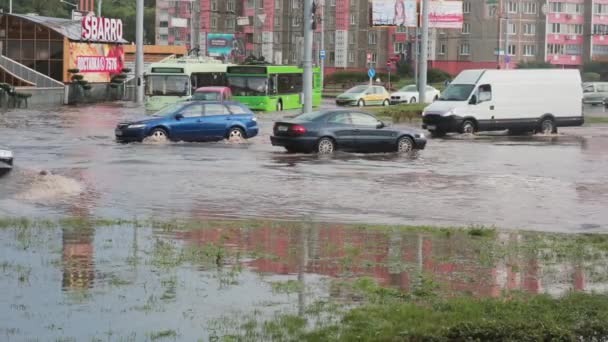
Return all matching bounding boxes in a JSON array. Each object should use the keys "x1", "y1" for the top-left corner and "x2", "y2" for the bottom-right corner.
[
  {"x1": 145, "y1": 75, "x2": 190, "y2": 96},
  {"x1": 227, "y1": 77, "x2": 268, "y2": 96}
]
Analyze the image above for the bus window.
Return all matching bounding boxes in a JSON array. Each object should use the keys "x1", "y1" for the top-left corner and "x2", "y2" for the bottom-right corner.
[
  {"x1": 192, "y1": 72, "x2": 227, "y2": 88},
  {"x1": 277, "y1": 74, "x2": 303, "y2": 94},
  {"x1": 145, "y1": 75, "x2": 190, "y2": 96},
  {"x1": 227, "y1": 76, "x2": 268, "y2": 96}
]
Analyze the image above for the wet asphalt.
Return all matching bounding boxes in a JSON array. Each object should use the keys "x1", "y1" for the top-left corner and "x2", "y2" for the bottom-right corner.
[{"x1": 1, "y1": 102, "x2": 608, "y2": 232}]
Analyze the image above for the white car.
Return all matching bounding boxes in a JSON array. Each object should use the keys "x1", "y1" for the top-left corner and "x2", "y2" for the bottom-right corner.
[
  {"x1": 390, "y1": 85, "x2": 441, "y2": 104},
  {"x1": 0, "y1": 148, "x2": 12, "y2": 173}
]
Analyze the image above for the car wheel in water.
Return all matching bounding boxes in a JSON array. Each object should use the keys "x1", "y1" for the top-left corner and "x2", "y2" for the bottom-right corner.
[
  {"x1": 228, "y1": 127, "x2": 246, "y2": 140},
  {"x1": 149, "y1": 128, "x2": 169, "y2": 141},
  {"x1": 382, "y1": 99, "x2": 390, "y2": 106},
  {"x1": 317, "y1": 137, "x2": 335, "y2": 154},
  {"x1": 357, "y1": 100, "x2": 365, "y2": 107},
  {"x1": 539, "y1": 118, "x2": 557, "y2": 135},
  {"x1": 430, "y1": 130, "x2": 446, "y2": 138},
  {"x1": 410, "y1": 97, "x2": 417, "y2": 104},
  {"x1": 397, "y1": 136, "x2": 414, "y2": 153},
  {"x1": 460, "y1": 120, "x2": 476, "y2": 135}
]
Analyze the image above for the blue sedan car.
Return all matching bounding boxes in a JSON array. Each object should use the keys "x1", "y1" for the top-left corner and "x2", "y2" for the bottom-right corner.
[{"x1": 115, "y1": 101, "x2": 259, "y2": 143}]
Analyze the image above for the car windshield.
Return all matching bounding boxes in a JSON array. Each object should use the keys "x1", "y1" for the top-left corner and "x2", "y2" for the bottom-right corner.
[
  {"x1": 227, "y1": 76, "x2": 268, "y2": 96},
  {"x1": 437, "y1": 84, "x2": 475, "y2": 101},
  {"x1": 293, "y1": 111, "x2": 327, "y2": 122},
  {"x1": 399, "y1": 85, "x2": 418, "y2": 92},
  {"x1": 151, "y1": 103, "x2": 187, "y2": 117},
  {"x1": 346, "y1": 86, "x2": 368, "y2": 94},
  {"x1": 145, "y1": 75, "x2": 190, "y2": 96},
  {"x1": 192, "y1": 92, "x2": 221, "y2": 101}
]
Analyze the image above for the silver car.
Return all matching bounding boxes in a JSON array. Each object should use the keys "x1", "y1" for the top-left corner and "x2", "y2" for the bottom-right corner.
[{"x1": 583, "y1": 82, "x2": 608, "y2": 105}]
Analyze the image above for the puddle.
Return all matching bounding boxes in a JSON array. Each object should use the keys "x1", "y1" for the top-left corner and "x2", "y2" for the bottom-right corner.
[{"x1": 1, "y1": 219, "x2": 607, "y2": 341}]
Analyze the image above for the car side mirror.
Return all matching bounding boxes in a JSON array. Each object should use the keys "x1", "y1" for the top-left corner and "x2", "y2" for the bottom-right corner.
[
  {"x1": 377, "y1": 121, "x2": 385, "y2": 129},
  {"x1": 469, "y1": 95, "x2": 477, "y2": 105},
  {"x1": 175, "y1": 113, "x2": 184, "y2": 120}
]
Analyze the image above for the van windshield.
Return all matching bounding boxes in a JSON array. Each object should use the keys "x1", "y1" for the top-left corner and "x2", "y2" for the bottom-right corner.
[{"x1": 437, "y1": 84, "x2": 475, "y2": 101}]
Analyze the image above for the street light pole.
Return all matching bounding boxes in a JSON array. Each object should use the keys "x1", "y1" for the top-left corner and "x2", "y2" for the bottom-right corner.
[
  {"x1": 418, "y1": 0, "x2": 429, "y2": 104},
  {"x1": 135, "y1": 0, "x2": 144, "y2": 104},
  {"x1": 9, "y1": 0, "x2": 12, "y2": 13},
  {"x1": 97, "y1": 0, "x2": 102, "y2": 16},
  {"x1": 320, "y1": 0, "x2": 325, "y2": 88},
  {"x1": 303, "y1": 0, "x2": 313, "y2": 113}
]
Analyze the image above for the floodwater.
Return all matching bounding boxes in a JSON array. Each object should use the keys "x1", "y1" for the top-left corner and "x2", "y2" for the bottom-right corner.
[
  {"x1": 1, "y1": 220, "x2": 606, "y2": 341},
  {"x1": 1, "y1": 103, "x2": 608, "y2": 232}
]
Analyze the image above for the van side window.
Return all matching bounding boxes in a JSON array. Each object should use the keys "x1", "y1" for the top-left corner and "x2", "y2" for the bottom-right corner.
[{"x1": 478, "y1": 84, "x2": 492, "y2": 102}]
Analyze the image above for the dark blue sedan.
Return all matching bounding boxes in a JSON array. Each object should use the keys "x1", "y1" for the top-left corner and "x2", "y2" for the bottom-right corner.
[
  {"x1": 115, "y1": 101, "x2": 259, "y2": 143},
  {"x1": 270, "y1": 110, "x2": 426, "y2": 154}
]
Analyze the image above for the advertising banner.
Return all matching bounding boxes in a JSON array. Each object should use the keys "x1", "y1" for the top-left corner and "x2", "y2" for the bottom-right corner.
[
  {"x1": 371, "y1": 0, "x2": 417, "y2": 27},
  {"x1": 428, "y1": 0, "x2": 463, "y2": 29},
  {"x1": 207, "y1": 33, "x2": 244, "y2": 57},
  {"x1": 67, "y1": 42, "x2": 125, "y2": 83}
]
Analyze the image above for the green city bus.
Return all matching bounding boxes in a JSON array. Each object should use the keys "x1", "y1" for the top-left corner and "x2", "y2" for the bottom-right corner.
[{"x1": 226, "y1": 65, "x2": 322, "y2": 111}]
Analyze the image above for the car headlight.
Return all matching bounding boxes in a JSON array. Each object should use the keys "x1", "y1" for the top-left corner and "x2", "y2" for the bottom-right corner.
[
  {"x1": 252, "y1": 117, "x2": 258, "y2": 122},
  {"x1": 128, "y1": 124, "x2": 146, "y2": 129},
  {"x1": 419, "y1": 133, "x2": 425, "y2": 139}
]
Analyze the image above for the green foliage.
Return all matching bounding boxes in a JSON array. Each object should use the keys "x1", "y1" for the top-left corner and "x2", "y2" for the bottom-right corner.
[
  {"x1": 582, "y1": 72, "x2": 601, "y2": 82},
  {"x1": 517, "y1": 61, "x2": 555, "y2": 69},
  {"x1": 583, "y1": 62, "x2": 608, "y2": 80},
  {"x1": 371, "y1": 103, "x2": 426, "y2": 123},
  {"x1": 0, "y1": 0, "x2": 69, "y2": 18},
  {"x1": 326, "y1": 71, "x2": 401, "y2": 85},
  {"x1": 427, "y1": 68, "x2": 452, "y2": 83},
  {"x1": 71, "y1": 75, "x2": 84, "y2": 82},
  {"x1": 67, "y1": 69, "x2": 80, "y2": 74}
]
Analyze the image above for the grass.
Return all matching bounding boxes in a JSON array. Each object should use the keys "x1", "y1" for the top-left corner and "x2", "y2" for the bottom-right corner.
[
  {"x1": 586, "y1": 116, "x2": 608, "y2": 124},
  {"x1": 149, "y1": 329, "x2": 177, "y2": 340},
  {"x1": 367, "y1": 103, "x2": 427, "y2": 123}
]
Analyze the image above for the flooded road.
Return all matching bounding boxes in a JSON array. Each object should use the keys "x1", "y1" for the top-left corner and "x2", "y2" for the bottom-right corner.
[
  {"x1": 1, "y1": 220, "x2": 606, "y2": 341},
  {"x1": 1, "y1": 103, "x2": 608, "y2": 232}
]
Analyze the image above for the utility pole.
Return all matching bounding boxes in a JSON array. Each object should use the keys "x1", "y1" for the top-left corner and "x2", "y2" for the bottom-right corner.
[
  {"x1": 414, "y1": 28, "x2": 419, "y2": 87},
  {"x1": 303, "y1": 0, "x2": 313, "y2": 113},
  {"x1": 97, "y1": 0, "x2": 102, "y2": 16},
  {"x1": 496, "y1": 0, "x2": 502, "y2": 68},
  {"x1": 320, "y1": 0, "x2": 325, "y2": 87},
  {"x1": 504, "y1": 12, "x2": 510, "y2": 69},
  {"x1": 192, "y1": 0, "x2": 201, "y2": 55},
  {"x1": 135, "y1": 0, "x2": 144, "y2": 104},
  {"x1": 418, "y1": 0, "x2": 429, "y2": 104},
  {"x1": 9, "y1": 0, "x2": 12, "y2": 13}
]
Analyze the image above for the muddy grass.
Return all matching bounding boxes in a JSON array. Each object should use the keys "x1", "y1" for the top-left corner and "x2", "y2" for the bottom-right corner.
[{"x1": 1, "y1": 217, "x2": 607, "y2": 341}]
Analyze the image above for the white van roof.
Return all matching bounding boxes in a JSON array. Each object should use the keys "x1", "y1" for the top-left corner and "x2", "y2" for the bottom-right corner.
[{"x1": 452, "y1": 69, "x2": 581, "y2": 85}]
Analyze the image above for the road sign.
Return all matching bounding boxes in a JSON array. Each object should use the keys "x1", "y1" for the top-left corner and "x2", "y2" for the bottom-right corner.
[
  {"x1": 320, "y1": 50, "x2": 326, "y2": 59},
  {"x1": 368, "y1": 68, "x2": 376, "y2": 79}
]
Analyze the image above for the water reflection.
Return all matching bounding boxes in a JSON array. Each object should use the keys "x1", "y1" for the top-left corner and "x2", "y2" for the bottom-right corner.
[{"x1": 62, "y1": 225, "x2": 95, "y2": 290}]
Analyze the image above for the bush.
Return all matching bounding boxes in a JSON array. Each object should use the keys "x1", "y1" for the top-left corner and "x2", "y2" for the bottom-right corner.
[
  {"x1": 427, "y1": 68, "x2": 451, "y2": 83},
  {"x1": 71, "y1": 75, "x2": 84, "y2": 82},
  {"x1": 517, "y1": 61, "x2": 555, "y2": 69},
  {"x1": 68, "y1": 68, "x2": 80, "y2": 74},
  {"x1": 583, "y1": 72, "x2": 601, "y2": 82},
  {"x1": 373, "y1": 103, "x2": 426, "y2": 123},
  {"x1": 583, "y1": 62, "x2": 608, "y2": 80},
  {"x1": 326, "y1": 71, "x2": 401, "y2": 86}
]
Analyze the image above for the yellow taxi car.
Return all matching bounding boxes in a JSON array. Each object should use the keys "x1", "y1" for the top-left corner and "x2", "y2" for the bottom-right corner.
[{"x1": 335, "y1": 85, "x2": 390, "y2": 107}]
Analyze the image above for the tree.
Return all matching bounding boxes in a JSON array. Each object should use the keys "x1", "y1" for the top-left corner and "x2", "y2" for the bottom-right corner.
[{"x1": 516, "y1": 61, "x2": 555, "y2": 69}]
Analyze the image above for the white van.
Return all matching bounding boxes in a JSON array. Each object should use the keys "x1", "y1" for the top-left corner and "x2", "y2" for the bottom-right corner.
[{"x1": 421, "y1": 69, "x2": 583, "y2": 136}]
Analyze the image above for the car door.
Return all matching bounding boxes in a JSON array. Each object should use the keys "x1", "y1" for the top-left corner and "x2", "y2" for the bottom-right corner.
[
  {"x1": 467, "y1": 84, "x2": 496, "y2": 131},
  {"x1": 171, "y1": 104, "x2": 204, "y2": 141},
  {"x1": 350, "y1": 112, "x2": 391, "y2": 152},
  {"x1": 326, "y1": 112, "x2": 357, "y2": 150},
  {"x1": 362, "y1": 87, "x2": 375, "y2": 105},
  {"x1": 373, "y1": 87, "x2": 385, "y2": 105},
  {"x1": 201, "y1": 103, "x2": 232, "y2": 140}
]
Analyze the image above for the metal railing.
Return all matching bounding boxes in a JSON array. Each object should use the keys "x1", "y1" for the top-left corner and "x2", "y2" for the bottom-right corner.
[{"x1": 0, "y1": 55, "x2": 64, "y2": 88}]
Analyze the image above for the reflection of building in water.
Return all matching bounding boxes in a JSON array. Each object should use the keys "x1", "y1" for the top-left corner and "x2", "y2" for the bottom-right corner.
[
  {"x1": 174, "y1": 224, "x2": 606, "y2": 297},
  {"x1": 62, "y1": 226, "x2": 95, "y2": 290}
]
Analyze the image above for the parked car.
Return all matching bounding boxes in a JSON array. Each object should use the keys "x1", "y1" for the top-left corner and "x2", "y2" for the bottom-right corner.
[
  {"x1": 422, "y1": 69, "x2": 583, "y2": 137},
  {"x1": 0, "y1": 147, "x2": 13, "y2": 174},
  {"x1": 335, "y1": 85, "x2": 390, "y2": 107},
  {"x1": 583, "y1": 82, "x2": 608, "y2": 105},
  {"x1": 270, "y1": 109, "x2": 426, "y2": 154},
  {"x1": 191, "y1": 86, "x2": 232, "y2": 102},
  {"x1": 390, "y1": 85, "x2": 440, "y2": 104},
  {"x1": 115, "y1": 101, "x2": 259, "y2": 143}
]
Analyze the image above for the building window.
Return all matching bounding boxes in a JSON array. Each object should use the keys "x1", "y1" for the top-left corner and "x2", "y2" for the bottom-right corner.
[
  {"x1": 523, "y1": 45, "x2": 535, "y2": 56},
  {"x1": 507, "y1": 23, "x2": 516, "y2": 35},
  {"x1": 575, "y1": 4, "x2": 584, "y2": 14},
  {"x1": 247, "y1": 0, "x2": 254, "y2": 8},
  {"x1": 351, "y1": 14, "x2": 357, "y2": 25},
  {"x1": 394, "y1": 42, "x2": 405, "y2": 53},
  {"x1": 507, "y1": 1, "x2": 517, "y2": 13},
  {"x1": 275, "y1": 0, "x2": 281, "y2": 9},
  {"x1": 565, "y1": 44, "x2": 582, "y2": 55},
  {"x1": 160, "y1": 21, "x2": 169, "y2": 28},
  {"x1": 368, "y1": 31, "x2": 377, "y2": 45},
  {"x1": 440, "y1": 44, "x2": 446, "y2": 55},
  {"x1": 462, "y1": 23, "x2": 470, "y2": 34},
  {"x1": 371, "y1": 52, "x2": 377, "y2": 63},
  {"x1": 574, "y1": 24, "x2": 583, "y2": 35},
  {"x1": 592, "y1": 45, "x2": 608, "y2": 56},
  {"x1": 551, "y1": 23, "x2": 561, "y2": 34},
  {"x1": 460, "y1": 43, "x2": 470, "y2": 55},
  {"x1": 593, "y1": 24, "x2": 608, "y2": 35},
  {"x1": 522, "y1": 2, "x2": 536, "y2": 14},
  {"x1": 330, "y1": 0, "x2": 336, "y2": 6},
  {"x1": 551, "y1": 2, "x2": 563, "y2": 13},
  {"x1": 548, "y1": 44, "x2": 564, "y2": 54},
  {"x1": 211, "y1": 17, "x2": 217, "y2": 29},
  {"x1": 227, "y1": 0, "x2": 235, "y2": 12},
  {"x1": 330, "y1": 52, "x2": 335, "y2": 62},
  {"x1": 293, "y1": 16, "x2": 301, "y2": 27},
  {"x1": 348, "y1": 33, "x2": 356, "y2": 44},
  {"x1": 211, "y1": 0, "x2": 217, "y2": 11},
  {"x1": 292, "y1": 0, "x2": 300, "y2": 9},
  {"x1": 463, "y1": 1, "x2": 471, "y2": 13},
  {"x1": 329, "y1": 34, "x2": 335, "y2": 44},
  {"x1": 594, "y1": 4, "x2": 608, "y2": 14},
  {"x1": 225, "y1": 19, "x2": 235, "y2": 29},
  {"x1": 396, "y1": 26, "x2": 407, "y2": 33},
  {"x1": 507, "y1": 44, "x2": 516, "y2": 56},
  {"x1": 348, "y1": 51, "x2": 355, "y2": 62},
  {"x1": 160, "y1": 34, "x2": 169, "y2": 41},
  {"x1": 275, "y1": 16, "x2": 281, "y2": 27},
  {"x1": 523, "y1": 23, "x2": 535, "y2": 35}
]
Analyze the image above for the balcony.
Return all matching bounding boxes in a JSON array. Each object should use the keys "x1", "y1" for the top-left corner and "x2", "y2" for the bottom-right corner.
[
  {"x1": 547, "y1": 13, "x2": 585, "y2": 24},
  {"x1": 593, "y1": 14, "x2": 608, "y2": 25},
  {"x1": 547, "y1": 54, "x2": 582, "y2": 65},
  {"x1": 546, "y1": 34, "x2": 584, "y2": 44},
  {"x1": 593, "y1": 35, "x2": 608, "y2": 45}
]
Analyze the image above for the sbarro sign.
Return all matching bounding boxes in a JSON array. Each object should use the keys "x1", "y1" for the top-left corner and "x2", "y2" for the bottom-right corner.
[{"x1": 82, "y1": 16, "x2": 123, "y2": 42}]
